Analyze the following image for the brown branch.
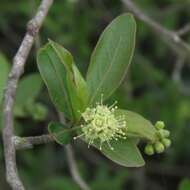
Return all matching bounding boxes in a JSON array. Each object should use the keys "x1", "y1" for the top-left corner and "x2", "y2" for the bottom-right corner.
[
  {"x1": 122, "y1": 0, "x2": 190, "y2": 58},
  {"x1": 2, "y1": 0, "x2": 53, "y2": 189}
]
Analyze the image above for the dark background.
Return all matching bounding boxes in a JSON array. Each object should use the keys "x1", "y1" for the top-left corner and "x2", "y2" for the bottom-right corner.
[{"x1": 0, "y1": 0, "x2": 190, "y2": 190}]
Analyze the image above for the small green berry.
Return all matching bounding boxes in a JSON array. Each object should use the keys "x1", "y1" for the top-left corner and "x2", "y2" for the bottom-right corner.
[
  {"x1": 144, "y1": 144, "x2": 154, "y2": 155},
  {"x1": 162, "y1": 138, "x2": 171, "y2": 148},
  {"x1": 159, "y1": 129, "x2": 170, "y2": 138},
  {"x1": 155, "y1": 121, "x2": 165, "y2": 129},
  {"x1": 154, "y1": 142, "x2": 165, "y2": 154}
]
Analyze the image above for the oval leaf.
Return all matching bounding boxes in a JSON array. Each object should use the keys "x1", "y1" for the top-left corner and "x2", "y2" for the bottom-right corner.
[
  {"x1": 95, "y1": 138, "x2": 145, "y2": 167},
  {"x1": 115, "y1": 109, "x2": 157, "y2": 142},
  {"x1": 87, "y1": 14, "x2": 136, "y2": 105},
  {"x1": 49, "y1": 40, "x2": 89, "y2": 120},
  {"x1": 37, "y1": 40, "x2": 88, "y2": 121},
  {"x1": 37, "y1": 42, "x2": 74, "y2": 119}
]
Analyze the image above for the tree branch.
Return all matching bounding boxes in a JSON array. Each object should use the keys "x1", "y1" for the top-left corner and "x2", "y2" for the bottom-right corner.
[
  {"x1": 2, "y1": 0, "x2": 53, "y2": 189},
  {"x1": 58, "y1": 112, "x2": 91, "y2": 190},
  {"x1": 172, "y1": 55, "x2": 186, "y2": 83},
  {"x1": 122, "y1": 0, "x2": 190, "y2": 58},
  {"x1": 177, "y1": 23, "x2": 190, "y2": 36},
  {"x1": 14, "y1": 134, "x2": 54, "y2": 150},
  {"x1": 65, "y1": 145, "x2": 91, "y2": 190},
  {"x1": 14, "y1": 132, "x2": 91, "y2": 190}
]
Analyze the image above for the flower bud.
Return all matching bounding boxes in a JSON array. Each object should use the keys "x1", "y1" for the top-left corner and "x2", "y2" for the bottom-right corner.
[
  {"x1": 162, "y1": 138, "x2": 171, "y2": 148},
  {"x1": 154, "y1": 142, "x2": 165, "y2": 153},
  {"x1": 144, "y1": 144, "x2": 154, "y2": 155},
  {"x1": 155, "y1": 121, "x2": 165, "y2": 129},
  {"x1": 158, "y1": 129, "x2": 170, "y2": 138}
]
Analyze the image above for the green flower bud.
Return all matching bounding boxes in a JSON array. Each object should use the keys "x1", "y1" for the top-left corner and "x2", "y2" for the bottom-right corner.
[
  {"x1": 154, "y1": 142, "x2": 165, "y2": 154},
  {"x1": 158, "y1": 129, "x2": 170, "y2": 138},
  {"x1": 162, "y1": 138, "x2": 171, "y2": 148},
  {"x1": 155, "y1": 121, "x2": 165, "y2": 129},
  {"x1": 144, "y1": 144, "x2": 154, "y2": 155}
]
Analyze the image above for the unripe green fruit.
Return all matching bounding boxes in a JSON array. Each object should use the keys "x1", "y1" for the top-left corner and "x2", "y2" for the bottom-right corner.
[
  {"x1": 155, "y1": 121, "x2": 165, "y2": 129},
  {"x1": 144, "y1": 144, "x2": 154, "y2": 155},
  {"x1": 162, "y1": 138, "x2": 171, "y2": 148},
  {"x1": 154, "y1": 142, "x2": 165, "y2": 153},
  {"x1": 158, "y1": 129, "x2": 170, "y2": 138}
]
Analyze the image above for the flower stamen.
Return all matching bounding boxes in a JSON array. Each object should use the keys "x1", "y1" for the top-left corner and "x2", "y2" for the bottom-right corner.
[{"x1": 76, "y1": 101, "x2": 127, "y2": 150}]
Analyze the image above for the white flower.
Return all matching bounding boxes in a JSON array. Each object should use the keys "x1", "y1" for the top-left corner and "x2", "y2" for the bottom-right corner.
[{"x1": 74, "y1": 102, "x2": 127, "y2": 150}]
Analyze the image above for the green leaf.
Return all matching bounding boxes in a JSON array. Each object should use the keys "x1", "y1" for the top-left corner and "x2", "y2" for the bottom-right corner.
[
  {"x1": 0, "y1": 52, "x2": 10, "y2": 103},
  {"x1": 115, "y1": 109, "x2": 157, "y2": 142},
  {"x1": 43, "y1": 176, "x2": 80, "y2": 190},
  {"x1": 179, "y1": 179, "x2": 190, "y2": 190},
  {"x1": 96, "y1": 138, "x2": 144, "y2": 167},
  {"x1": 87, "y1": 14, "x2": 136, "y2": 105},
  {"x1": 72, "y1": 64, "x2": 89, "y2": 110},
  {"x1": 15, "y1": 73, "x2": 43, "y2": 106},
  {"x1": 48, "y1": 122, "x2": 72, "y2": 145},
  {"x1": 50, "y1": 40, "x2": 88, "y2": 120},
  {"x1": 37, "y1": 41, "x2": 74, "y2": 119},
  {"x1": 37, "y1": 40, "x2": 88, "y2": 121},
  {"x1": 66, "y1": 64, "x2": 89, "y2": 120},
  {"x1": 13, "y1": 73, "x2": 47, "y2": 120}
]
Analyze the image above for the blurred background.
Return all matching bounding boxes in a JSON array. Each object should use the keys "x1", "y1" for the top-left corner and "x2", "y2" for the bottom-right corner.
[{"x1": 0, "y1": 0, "x2": 190, "y2": 189}]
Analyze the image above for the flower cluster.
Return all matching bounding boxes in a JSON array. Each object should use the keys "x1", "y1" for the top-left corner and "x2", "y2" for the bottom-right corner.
[
  {"x1": 75, "y1": 102, "x2": 127, "y2": 150},
  {"x1": 144, "y1": 121, "x2": 171, "y2": 155}
]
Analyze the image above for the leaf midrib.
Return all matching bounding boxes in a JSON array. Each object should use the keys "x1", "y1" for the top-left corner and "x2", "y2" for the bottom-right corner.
[
  {"x1": 46, "y1": 51, "x2": 74, "y2": 117},
  {"x1": 89, "y1": 36, "x2": 123, "y2": 104}
]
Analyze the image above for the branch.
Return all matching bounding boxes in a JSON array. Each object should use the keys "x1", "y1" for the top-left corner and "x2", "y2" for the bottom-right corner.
[
  {"x1": 122, "y1": 0, "x2": 190, "y2": 58},
  {"x1": 14, "y1": 135, "x2": 54, "y2": 150},
  {"x1": 2, "y1": 0, "x2": 53, "y2": 189},
  {"x1": 172, "y1": 55, "x2": 186, "y2": 83},
  {"x1": 65, "y1": 145, "x2": 91, "y2": 190},
  {"x1": 177, "y1": 23, "x2": 190, "y2": 36},
  {"x1": 58, "y1": 112, "x2": 91, "y2": 190},
  {"x1": 14, "y1": 133, "x2": 91, "y2": 190}
]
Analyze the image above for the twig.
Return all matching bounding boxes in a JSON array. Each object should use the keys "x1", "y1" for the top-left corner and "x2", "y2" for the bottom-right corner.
[
  {"x1": 122, "y1": 0, "x2": 190, "y2": 58},
  {"x1": 14, "y1": 134, "x2": 54, "y2": 150},
  {"x1": 171, "y1": 55, "x2": 190, "y2": 96},
  {"x1": 30, "y1": 0, "x2": 42, "y2": 51},
  {"x1": 177, "y1": 23, "x2": 190, "y2": 36},
  {"x1": 65, "y1": 145, "x2": 91, "y2": 190},
  {"x1": 172, "y1": 55, "x2": 186, "y2": 83},
  {"x1": 13, "y1": 133, "x2": 91, "y2": 190},
  {"x1": 58, "y1": 112, "x2": 90, "y2": 190},
  {"x1": 2, "y1": 0, "x2": 53, "y2": 189},
  {"x1": 154, "y1": 2, "x2": 190, "y2": 19}
]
